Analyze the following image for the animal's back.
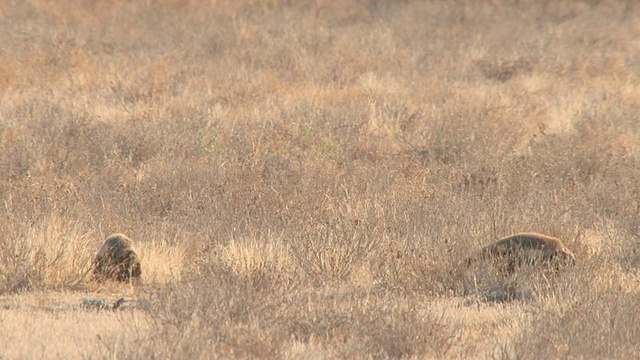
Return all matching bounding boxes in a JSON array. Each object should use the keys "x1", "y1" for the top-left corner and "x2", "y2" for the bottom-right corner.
[
  {"x1": 472, "y1": 232, "x2": 575, "y2": 274},
  {"x1": 484, "y1": 233, "x2": 565, "y2": 255},
  {"x1": 97, "y1": 234, "x2": 134, "y2": 256}
]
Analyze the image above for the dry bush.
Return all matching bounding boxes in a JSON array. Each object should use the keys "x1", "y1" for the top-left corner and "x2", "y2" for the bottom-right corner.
[
  {"x1": 513, "y1": 273, "x2": 640, "y2": 359},
  {"x1": 220, "y1": 233, "x2": 299, "y2": 290},
  {"x1": 140, "y1": 274, "x2": 458, "y2": 359},
  {"x1": 0, "y1": 216, "x2": 94, "y2": 293},
  {"x1": 289, "y1": 213, "x2": 378, "y2": 285}
]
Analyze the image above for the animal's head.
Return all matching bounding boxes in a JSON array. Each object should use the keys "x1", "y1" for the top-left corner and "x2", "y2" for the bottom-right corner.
[
  {"x1": 547, "y1": 246, "x2": 575, "y2": 271},
  {"x1": 116, "y1": 250, "x2": 141, "y2": 282},
  {"x1": 561, "y1": 248, "x2": 576, "y2": 267},
  {"x1": 129, "y1": 255, "x2": 142, "y2": 279}
]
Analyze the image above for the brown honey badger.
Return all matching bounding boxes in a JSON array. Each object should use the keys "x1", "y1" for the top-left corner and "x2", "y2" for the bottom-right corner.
[
  {"x1": 466, "y1": 233, "x2": 575, "y2": 274},
  {"x1": 94, "y1": 234, "x2": 141, "y2": 282}
]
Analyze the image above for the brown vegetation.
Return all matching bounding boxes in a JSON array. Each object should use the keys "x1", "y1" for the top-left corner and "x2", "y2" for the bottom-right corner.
[{"x1": 1, "y1": 0, "x2": 639, "y2": 358}]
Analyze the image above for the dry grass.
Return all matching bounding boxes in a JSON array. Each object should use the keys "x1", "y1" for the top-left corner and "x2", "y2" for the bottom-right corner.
[{"x1": 1, "y1": 0, "x2": 640, "y2": 358}]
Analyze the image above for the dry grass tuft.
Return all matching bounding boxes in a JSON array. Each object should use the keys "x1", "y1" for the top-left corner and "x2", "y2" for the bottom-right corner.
[
  {"x1": 137, "y1": 239, "x2": 186, "y2": 285},
  {"x1": 0, "y1": 216, "x2": 94, "y2": 293}
]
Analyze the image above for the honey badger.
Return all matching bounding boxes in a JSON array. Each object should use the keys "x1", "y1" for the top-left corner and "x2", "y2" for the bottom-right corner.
[
  {"x1": 466, "y1": 233, "x2": 576, "y2": 274},
  {"x1": 93, "y1": 234, "x2": 141, "y2": 282}
]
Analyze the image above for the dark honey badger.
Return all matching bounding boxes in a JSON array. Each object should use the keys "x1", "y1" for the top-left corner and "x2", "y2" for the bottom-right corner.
[{"x1": 93, "y1": 234, "x2": 141, "y2": 282}]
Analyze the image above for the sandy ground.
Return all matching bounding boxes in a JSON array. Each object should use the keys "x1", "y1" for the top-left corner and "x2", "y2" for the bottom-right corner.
[
  {"x1": 0, "y1": 289, "x2": 152, "y2": 359},
  {"x1": 0, "y1": 288, "x2": 534, "y2": 359}
]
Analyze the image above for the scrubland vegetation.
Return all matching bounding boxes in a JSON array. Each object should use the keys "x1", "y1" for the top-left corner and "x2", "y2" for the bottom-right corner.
[{"x1": 1, "y1": 0, "x2": 639, "y2": 358}]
